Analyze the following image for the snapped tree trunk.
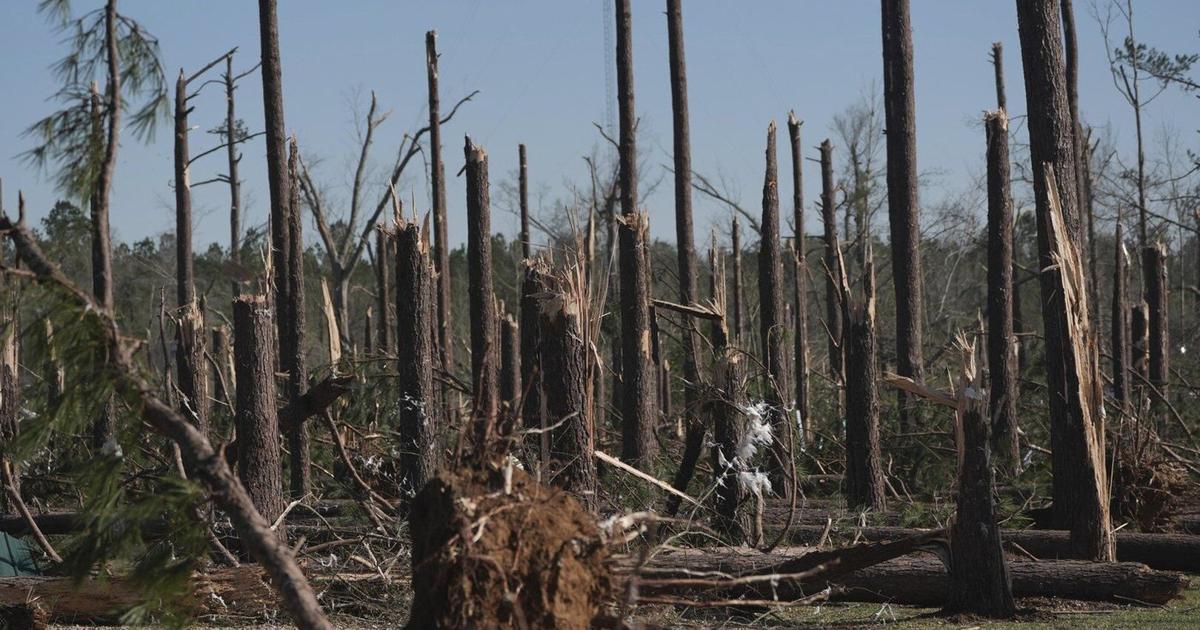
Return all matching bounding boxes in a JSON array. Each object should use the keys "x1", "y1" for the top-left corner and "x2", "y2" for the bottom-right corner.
[
  {"x1": 426, "y1": 31, "x2": 454, "y2": 383},
  {"x1": 499, "y1": 312, "x2": 520, "y2": 433},
  {"x1": 880, "y1": 0, "x2": 926, "y2": 432},
  {"x1": 464, "y1": 138, "x2": 499, "y2": 442},
  {"x1": 177, "y1": 303, "x2": 210, "y2": 440},
  {"x1": 1143, "y1": 242, "x2": 1169, "y2": 400},
  {"x1": 520, "y1": 261, "x2": 549, "y2": 470},
  {"x1": 985, "y1": 111, "x2": 1019, "y2": 474},
  {"x1": 283, "y1": 140, "x2": 309, "y2": 498},
  {"x1": 1111, "y1": 224, "x2": 1130, "y2": 406},
  {"x1": 758, "y1": 122, "x2": 792, "y2": 500},
  {"x1": 225, "y1": 55, "x2": 244, "y2": 298},
  {"x1": 395, "y1": 219, "x2": 439, "y2": 501},
  {"x1": 731, "y1": 217, "x2": 745, "y2": 345},
  {"x1": 519, "y1": 143, "x2": 531, "y2": 260},
  {"x1": 707, "y1": 245, "x2": 748, "y2": 542},
  {"x1": 615, "y1": 0, "x2": 656, "y2": 468},
  {"x1": 820, "y1": 140, "x2": 844, "y2": 392},
  {"x1": 233, "y1": 295, "x2": 286, "y2": 532},
  {"x1": 374, "y1": 228, "x2": 394, "y2": 354},
  {"x1": 1016, "y1": 0, "x2": 1114, "y2": 561},
  {"x1": 842, "y1": 261, "x2": 886, "y2": 511},
  {"x1": 788, "y1": 112, "x2": 810, "y2": 438}
]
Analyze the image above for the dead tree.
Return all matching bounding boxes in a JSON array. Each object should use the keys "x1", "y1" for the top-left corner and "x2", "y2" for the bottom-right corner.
[
  {"x1": 615, "y1": 0, "x2": 656, "y2": 467},
  {"x1": 174, "y1": 68, "x2": 196, "y2": 309},
  {"x1": 427, "y1": 31, "x2": 454, "y2": 382},
  {"x1": 731, "y1": 216, "x2": 745, "y2": 344},
  {"x1": 374, "y1": 227, "x2": 394, "y2": 354},
  {"x1": 985, "y1": 111, "x2": 1019, "y2": 473},
  {"x1": 947, "y1": 343, "x2": 1016, "y2": 618},
  {"x1": 222, "y1": 54, "x2": 252, "y2": 297},
  {"x1": 1131, "y1": 302, "x2": 1149, "y2": 381},
  {"x1": 520, "y1": 261, "x2": 550, "y2": 469},
  {"x1": 1144, "y1": 242, "x2": 1169, "y2": 400},
  {"x1": 540, "y1": 277, "x2": 597, "y2": 510},
  {"x1": 395, "y1": 219, "x2": 438, "y2": 499},
  {"x1": 211, "y1": 324, "x2": 233, "y2": 407},
  {"x1": 758, "y1": 121, "x2": 792, "y2": 499},
  {"x1": 1111, "y1": 224, "x2": 1130, "y2": 405},
  {"x1": 788, "y1": 112, "x2": 810, "y2": 436},
  {"x1": 177, "y1": 303, "x2": 210, "y2": 439},
  {"x1": 1061, "y1": 0, "x2": 1088, "y2": 244},
  {"x1": 841, "y1": 259, "x2": 886, "y2": 511},
  {"x1": 1016, "y1": 0, "x2": 1115, "y2": 561},
  {"x1": 257, "y1": 0, "x2": 291, "y2": 347},
  {"x1": 233, "y1": 295, "x2": 286, "y2": 530},
  {"x1": 519, "y1": 144, "x2": 531, "y2": 259},
  {"x1": 881, "y1": 0, "x2": 926, "y2": 432},
  {"x1": 666, "y1": 0, "x2": 704, "y2": 509},
  {"x1": 500, "y1": 312, "x2": 520, "y2": 426},
  {"x1": 283, "y1": 140, "x2": 310, "y2": 497},
  {"x1": 820, "y1": 140, "x2": 844, "y2": 389},
  {"x1": 465, "y1": 137, "x2": 499, "y2": 439},
  {"x1": 708, "y1": 243, "x2": 748, "y2": 541},
  {"x1": 991, "y1": 42, "x2": 1028, "y2": 372}
]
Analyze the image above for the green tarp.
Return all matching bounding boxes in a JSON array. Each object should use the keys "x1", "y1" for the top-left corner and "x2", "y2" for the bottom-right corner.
[{"x1": 0, "y1": 532, "x2": 41, "y2": 576}]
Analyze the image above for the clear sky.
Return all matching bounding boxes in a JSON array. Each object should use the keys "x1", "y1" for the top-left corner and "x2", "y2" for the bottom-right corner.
[{"x1": 1, "y1": 1, "x2": 1197, "y2": 250}]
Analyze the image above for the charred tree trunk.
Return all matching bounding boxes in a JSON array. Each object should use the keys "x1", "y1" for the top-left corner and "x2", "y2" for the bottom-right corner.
[
  {"x1": 1016, "y1": 0, "x2": 1114, "y2": 561},
  {"x1": 232, "y1": 295, "x2": 286, "y2": 533},
  {"x1": 540, "y1": 280, "x2": 597, "y2": 510},
  {"x1": 881, "y1": 0, "x2": 926, "y2": 432},
  {"x1": 731, "y1": 217, "x2": 745, "y2": 345},
  {"x1": 820, "y1": 140, "x2": 844, "y2": 390},
  {"x1": 615, "y1": 0, "x2": 656, "y2": 468},
  {"x1": 465, "y1": 138, "x2": 499, "y2": 441},
  {"x1": 758, "y1": 122, "x2": 792, "y2": 500},
  {"x1": 788, "y1": 112, "x2": 810, "y2": 437},
  {"x1": 520, "y1": 262, "x2": 549, "y2": 470},
  {"x1": 395, "y1": 220, "x2": 438, "y2": 500},
  {"x1": 374, "y1": 228, "x2": 394, "y2": 354},
  {"x1": 1112, "y1": 225, "x2": 1130, "y2": 406},
  {"x1": 1144, "y1": 242, "x2": 1168, "y2": 400},
  {"x1": 225, "y1": 55, "x2": 244, "y2": 298},
  {"x1": 426, "y1": 31, "x2": 454, "y2": 385},
  {"x1": 842, "y1": 262, "x2": 886, "y2": 511},
  {"x1": 283, "y1": 140, "x2": 309, "y2": 498},
  {"x1": 519, "y1": 144, "x2": 531, "y2": 260},
  {"x1": 985, "y1": 111, "x2": 1019, "y2": 474},
  {"x1": 948, "y1": 356, "x2": 1016, "y2": 617}
]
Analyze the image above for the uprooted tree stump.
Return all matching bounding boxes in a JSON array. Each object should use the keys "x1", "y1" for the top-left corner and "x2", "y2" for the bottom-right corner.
[{"x1": 407, "y1": 464, "x2": 610, "y2": 629}]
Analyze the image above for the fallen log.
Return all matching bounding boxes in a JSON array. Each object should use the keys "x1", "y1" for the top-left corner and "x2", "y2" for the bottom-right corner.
[
  {"x1": 782, "y1": 524, "x2": 1200, "y2": 573},
  {"x1": 627, "y1": 548, "x2": 1187, "y2": 606}
]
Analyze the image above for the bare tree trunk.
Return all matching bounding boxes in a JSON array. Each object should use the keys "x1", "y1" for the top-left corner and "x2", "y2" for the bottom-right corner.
[
  {"x1": 374, "y1": 228, "x2": 394, "y2": 354},
  {"x1": 465, "y1": 138, "x2": 499, "y2": 442},
  {"x1": 1144, "y1": 242, "x2": 1169, "y2": 400},
  {"x1": 615, "y1": 0, "x2": 656, "y2": 468},
  {"x1": 233, "y1": 295, "x2": 286, "y2": 531},
  {"x1": 178, "y1": 303, "x2": 210, "y2": 439},
  {"x1": 985, "y1": 111, "x2": 1019, "y2": 474},
  {"x1": 1017, "y1": 0, "x2": 1114, "y2": 561},
  {"x1": 1111, "y1": 224, "x2": 1130, "y2": 406},
  {"x1": 758, "y1": 122, "x2": 792, "y2": 500},
  {"x1": 994, "y1": 41, "x2": 1026, "y2": 374},
  {"x1": 881, "y1": 0, "x2": 926, "y2": 432},
  {"x1": 88, "y1": 74, "x2": 116, "y2": 449},
  {"x1": 174, "y1": 70, "x2": 195, "y2": 309},
  {"x1": 212, "y1": 324, "x2": 233, "y2": 407},
  {"x1": 820, "y1": 140, "x2": 844, "y2": 390},
  {"x1": 395, "y1": 220, "x2": 438, "y2": 500},
  {"x1": 500, "y1": 312, "x2": 520, "y2": 429},
  {"x1": 1131, "y1": 302, "x2": 1149, "y2": 382},
  {"x1": 426, "y1": 31, "x2": 454, "y2": 385},
  {"x1": 948, "y1": 351, "x2": 1016, "y2": 617},
  {"x1": 540, "y1": 279, "x2": 597, "y2": 510},
  {"x1": 225, "y1": 55, "x2": 243, "y2": 298},
  {"x1": 283, "y1": 140, "x2": 309, "y2": 498},
  {"x1": 519, "y1": 144, "x2": 531, "y2": 260},
  {"x1": 842, "y1": 262, "x2": 886, "y2": 511},
  {"x1": 708, "y1": 244, "x2": 747, "y2": 541},
  {"x1": 520, "y1": 262, "x2": 549, "y2": 470},
  {"x1": 788, "y1": 113, "x2": 810, "y2": 436},
  {"x1": 731, "y1": 217, "x2": 745, "y2": 344},
  {"x1": 1061, "y1": 0, "x2": 1088, "y2": 251},
  {"x1": 257, "y1": 0, "x2": 291, "y2": 333},
  {"x1": 666, "y1": 0, "x2": 704, "y2": 511}
]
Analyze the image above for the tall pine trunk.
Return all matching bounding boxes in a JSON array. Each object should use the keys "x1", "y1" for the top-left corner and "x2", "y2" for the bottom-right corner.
[
  {"x1": 395, "y1": 220, "x2": 438, "y2": 500},
  {"x1": 426, "y1": 31, "x2": 454, "y2": 388},
  {"x1": 465, "y1": 138, "x2": 499, "y2": 441},
  {"x1": 788, "y1": 112, "x2": 810, "y2": 436},
  {"x1": 758, "y1": 122, "x2": 792, "y2": 499},
  {"x1": 985, "y1": 111, "x2": 1019, "y2": 473},
  {"x1": 820, "y1": 140, "x2": 844, "y2": 394},
  {"x1": 233, "y1": 295, "x2": 286, "y2": 531}
]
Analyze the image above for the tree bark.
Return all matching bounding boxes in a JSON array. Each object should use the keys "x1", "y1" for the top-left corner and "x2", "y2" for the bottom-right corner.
[
  {"x1": 1016, "y1": 0, "x2": 1114, "y2": 561},
  {"x1": 758, "y1": 122, "x2": 792, "y2": 500},
  {"x1": 233, "y1": 295, "x2": 285, "y2": 532},
  {"x1": 540, "y1": 280, "x2": 597, "y2": 510},
  {"x1": 520, "y1": 262, "x2": 549, "y2": 470},
  {"x1": 177, "y1": 302, "x2": 210, "y2": 440},
  {"x1": 500, "y1": 312, "x2": 520, "y2": 431},
  {"x1": 615, "y1": 0, "x2": 656, "y2": 468},
  {"x1": 707, "y1": 245, "x2": 748, "y2": 541},
  {"x1": 257, "y1": 0, "x2": 291, "y2": 340},
  {"x1": 788, "y1": 112, "x2": 810, "y2": 437},
  {"x1": 212, "y1": 324, "x2": 233, "y2": 407},
  {"x1": 880, "y1": 0, "x2": 926, "y2": 432},
  {"x1": 174, "y1": 70, "x2": 195, "y2": 309},
  {"x1": 1111, "y1": 224, "x2": 1130, "y2": 406},
  {"x1": 374, "y1": 228, "x2": 394, "y2": 354},
  {"x1": 465, "y1": 138, "x2": 499, "y2": 443},
  {"x1": 395, "y1": 220, "x2": 438, "y2": 500},
  {"x1": 842, "y1": 262, "x2": 886, "y2": 511},
  {"x1": 283, "y1": 139, "x2": 309, "y2": 498},
  {"x1": 985, "y1": 111, "x2": 1020, "y2": 474},
  {"x1": 225, "y1": 55, "x2": 243, "y2": 298},
  {"x1": 1144, "y1": 242, "x2": 1169, "y2": 400},
  {"x1": 426, "y1": 31, "x2": 454, "y2": 384},
  {"x1": 820, "y1": 140, "x2": 844, "y2": 391},
  {"x1": 519, "y1": 143, "x2": 531, "y2": 260},
  {"x1": 731, "y1": 217, "x2": 744, "y2": 345}
]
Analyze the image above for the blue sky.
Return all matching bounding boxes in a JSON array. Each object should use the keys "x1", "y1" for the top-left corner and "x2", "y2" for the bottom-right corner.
[{"x1": 1, "y1": 1, "x2": 1197, "y2": 250}]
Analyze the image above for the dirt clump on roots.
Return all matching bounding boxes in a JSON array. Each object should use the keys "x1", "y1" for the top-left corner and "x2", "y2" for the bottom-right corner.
[{"x1": 405, "y1": 462, "x2": 611, "y2": 629}]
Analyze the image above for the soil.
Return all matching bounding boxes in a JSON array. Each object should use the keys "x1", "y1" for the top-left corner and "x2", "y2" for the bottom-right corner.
[{"x1": 405, "y1": 462, "x2": 610, "y2": 629}]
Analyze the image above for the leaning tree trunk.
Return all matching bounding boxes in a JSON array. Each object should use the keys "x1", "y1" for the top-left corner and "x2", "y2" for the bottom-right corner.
[
  {"x1": 758, "y1": 122, "x2": 792, "y2": 500},
  {"x1": 881, "y1": 0, "x2": 926, "y2": 432},
  {"x1": 985, "y1": 111, "x2": 1019, "y2": 474},
  {"x1": 842, "y1": 261, "x2": 886, "y2": 511},
  {"x1": 1111, "y1": 224, "x2": 1130, "y2": 406},
  {"x1": 947, "y1": 348, "x2": 1016, "y2": 618},
  {"x1": 540, "y1": 277, "x2": 598, "y2": 510},
  {"x1": 283, "y1": 140, "x2": 310, "y2": 498},
  {"x1": 1016, "y1": 0, "x2": 1114, "y2": 561},
  {"x1": 395, "y1": 219, "x2": 439, "y2": 501},
  {"x1": 464, "y1": 138, "x2": 499, "y2": 443},
  {"x1": 614, "y1": 0, "x2": 656, "y2": 468},
  {"x1": 820, "y1": 140, "x2": 844, "y2": 394},
  {"x1": 788, "y1": 112, "x2": 810, "y2": 438},
  {"x1": 426, "y1": 31, "x2": 454, "y2": 386},
  {"x1": 232, "y1": 295, "x2": 286, "y2": 532}
]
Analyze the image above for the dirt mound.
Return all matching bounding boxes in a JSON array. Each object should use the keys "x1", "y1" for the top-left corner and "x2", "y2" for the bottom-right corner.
[{"x1": 406, "y1": 462, "x2": 610, "y2": 629}]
